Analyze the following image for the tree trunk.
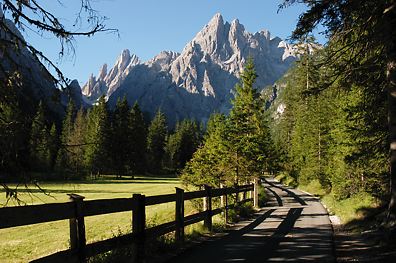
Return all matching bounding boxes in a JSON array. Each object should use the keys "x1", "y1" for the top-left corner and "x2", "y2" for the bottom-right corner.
[{"x1": 388, "y1": 59, "x2": 396, "y2": 217}]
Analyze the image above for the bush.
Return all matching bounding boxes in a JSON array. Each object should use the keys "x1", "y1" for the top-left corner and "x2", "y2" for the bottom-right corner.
[
  {"x1": 258, "y1": 184, "x2": 267, "y2": 207},
  {"x1": 276, "y1": 172, "x2": 297, "y2": 188},
  {"x1": 228, "y1": 201, "x2": 255, "y2": 223}
]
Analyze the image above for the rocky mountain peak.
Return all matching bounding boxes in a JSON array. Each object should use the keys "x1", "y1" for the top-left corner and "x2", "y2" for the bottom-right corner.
[
  {"x1": 147, "y1": 51, "x2": 180, "y2": 71},
  {"x1": 83, "y1": 13, "x2": 297, "y2": 125},
  {"x1": 98, "y1": 64, "x2": 107, "y2": 80},
  {"x1": 260, "y1": 29, "x2": 271, "y2": 40},
  {"x1": 120, "y1": 49, "x2": 131, "y2": 65},
  {"x1": 230, "y1": 18, "x2": 244, "y2": 32},
  {"x1": 208, "y1": 13, "x2": 224, "y2": 28},
  {"x1": 82, "y1": 49, "x2": 141, "y2": 102},
  {"x1": 105, "y1": 49, "x2": 139, "y2": 81},
  {"x1": 191, "y1": 13, "x2": 229, "y2": 56}
]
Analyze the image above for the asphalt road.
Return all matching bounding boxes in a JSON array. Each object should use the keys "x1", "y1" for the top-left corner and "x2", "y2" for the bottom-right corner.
[{"x1": 169, "y1": 178, "x2": 335, "y2": 262}]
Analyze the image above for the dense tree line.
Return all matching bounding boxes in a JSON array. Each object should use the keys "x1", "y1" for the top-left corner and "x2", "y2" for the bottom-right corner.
[
  {"x1": 275, "y1": 0, "x2": 395, "y2": 216},
  {"x1": 271, "y1": 43, "x2": 388, "y2": 201},
  {"x1": 0, "y1": 1, "x2": 116, "y2": 198},
  {"x1": 2, "y1": 96, "x2": 202, "y2": 181},
  {"x1": 181, "y1": 59, "x2": 275, "y2": 188}
]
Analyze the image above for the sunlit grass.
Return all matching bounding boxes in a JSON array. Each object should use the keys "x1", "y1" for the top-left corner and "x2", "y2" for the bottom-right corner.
[
  {"x1": 298, "y1": 179, "x2": 328, "y2": 197},
  {"x1": 322, "y1": 192, "x2": 378, "y2": 224},
  {"x1": 0, "y1": 176, "x2": 199, "y2": 263}
]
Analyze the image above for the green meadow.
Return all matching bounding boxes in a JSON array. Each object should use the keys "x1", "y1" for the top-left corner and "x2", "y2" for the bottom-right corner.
[{"x1": 0, "y1": 176, "x2": 197, "y2": 263}]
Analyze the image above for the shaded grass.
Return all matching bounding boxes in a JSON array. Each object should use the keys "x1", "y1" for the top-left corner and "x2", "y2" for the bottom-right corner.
[{"x1": 0, "y1": 176, "x2": 190, "y2": 263}]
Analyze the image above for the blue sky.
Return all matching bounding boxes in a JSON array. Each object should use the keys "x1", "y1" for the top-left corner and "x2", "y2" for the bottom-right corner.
[{"x1": 21, "y1": 0, "x2": 326, "y2": 85}]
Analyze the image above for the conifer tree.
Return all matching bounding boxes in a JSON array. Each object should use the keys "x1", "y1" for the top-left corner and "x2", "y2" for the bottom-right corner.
[
  {"x1": 56, "y1": 100, "x2": 76, "y2": 174},
  {"x1": 129, "y1": 102, "x2": 147, "y2": 175},
  {"x1": 182, "y1": 114, "x2": 230, "y2": 187},
  {"x1": 29, "y1": 102, "x2": 51, "y2": 172},
  {"x1": 48, "y1": 123, "x2": 59, "y2": 171},
  {"x1": 147, "y1": 110, "x2": 167, "y2": 173},
  {"x1": 111, "y1": 97, "x2": 130, "y2": 177},
  {"x1": 228, "y1": 58, "x2": 273, "y2": 183},
  {"x1": 0, "y1": 73, "x2": 29, "y2": 183},
  {"x1": 85, "y1": 96, "x2": 111, "y2": 176},
  {"x1": 165, "y1": 130, "x2": 179, "y2": 170},
  {"x1": 68, "y1": 107, "x2": 88, "y2": 175},
  {"x1": 166, "y1": 119, "x2": 201, "y2": 170},
  {"x1": 183, "y1": 60, "x2": 274, "y2": 187}
]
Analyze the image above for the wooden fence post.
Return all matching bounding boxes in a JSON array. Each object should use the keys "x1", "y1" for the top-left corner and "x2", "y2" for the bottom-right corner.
[
  {"x1": 132, "y1": 194, "x2": 146, "y2": 263},
  {"x1": 242, "y1": 182, "x2": 247, "y2": 201},
  {"x1": 175, "y1": 187, "x2": 184, "y2": 243},
  {"x1": 220, "y1": 184, "x2": 224, "y2": 208},
  {"x1": 254, "y1": 178, "x2": 259, "y2": 208},
  {"x1": 225, "y1": 187, "x2": 229, "y2": 224},
  {"x1": 68, "y1": 194, "x2": 86, "y2": 263},
  {"x1": 234, "y1": 183, "x2": 239, "y2": 204},
  {"x1": 220, "y1": 184, "x2": 228, "y2": 224},
  {"x1": 203, "y1": 185, "x2": 212, "y2": 232}
]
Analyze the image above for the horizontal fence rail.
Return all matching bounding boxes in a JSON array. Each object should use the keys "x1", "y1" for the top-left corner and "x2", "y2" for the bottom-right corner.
[{"x1": 1, "y1": 181, "x2": 259, "y2": 263}]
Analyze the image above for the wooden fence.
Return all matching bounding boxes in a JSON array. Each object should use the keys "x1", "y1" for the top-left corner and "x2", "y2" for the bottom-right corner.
[{"x1": 0, "y1": 180, "x2": 259, "y2": 263}]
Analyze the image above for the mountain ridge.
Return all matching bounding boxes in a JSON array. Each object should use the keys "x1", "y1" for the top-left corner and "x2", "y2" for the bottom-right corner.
[{"x1": 82, "y1": 13, "x2": 297, "y2": 124}]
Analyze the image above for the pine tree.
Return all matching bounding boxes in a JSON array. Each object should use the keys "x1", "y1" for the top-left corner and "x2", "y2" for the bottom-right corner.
[
  {"x1": 68, "y1": 107, "x2": 88, "y2": 175},
  {"x1": 0, "y1": 72, "x2": 29, "y2": 181},
  {"x1": 165, "y1": 119, "x2": 201, "y2": 170},
  {"x1": 29, "y1": 101, "x2": 51, "y2": 172},
  {"x1": 165, "y1": 130, "x2": 180, "y2": 170},
  {"x1": 48, "y1": 123, "x2": 59, "y2": 171},
  {"x1": 129, "y1": 102, "x2": 147, "y2": 175},
  {"x1": 228, "y1": 58, "x2": 273, "y2": 183},
  {"x1": 147, "y1": 110, "x2": 167, "y2": 173},
  {"x1": 182, "y1": 60, "x2": 274, "y2": 188},
  {"x1": 111, "y1": 97, "x2": 130, "y2": 177},
  {"x1": 181, "y1": 114, "x2": 230, "y2": 187},
  {"x1": 56, "y1": 100, "x2": 76, "y2": 174},
  {"x1": 85, "y1": 96, "x2": 111, "y2": 176}
]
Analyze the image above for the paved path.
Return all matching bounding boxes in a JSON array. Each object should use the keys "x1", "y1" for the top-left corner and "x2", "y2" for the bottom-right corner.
[{"x1": 169, "y1": 178, "x2": 335, "y2": 262}]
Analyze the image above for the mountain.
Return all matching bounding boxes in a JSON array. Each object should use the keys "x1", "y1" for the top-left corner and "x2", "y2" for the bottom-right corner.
[
  {"x1": 82, "y1": 13, "x2": 297, "y2": 124},
  {"x1": 82, "y1": 49, "x2": 141, "y2": 102},
  {"x1": 0, "y1": 12, "x2": 86, "y2": 116}
]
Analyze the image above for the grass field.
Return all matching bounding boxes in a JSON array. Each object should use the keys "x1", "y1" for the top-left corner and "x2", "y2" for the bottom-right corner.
[{"x1": 0, "y1": 176, "x2": 197, "y2": 263}]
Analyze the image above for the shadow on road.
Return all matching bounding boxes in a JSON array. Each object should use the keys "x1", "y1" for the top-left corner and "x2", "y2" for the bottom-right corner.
[
  {"x1": 169, "y1": 207, "x2": 333, "y2": 262},
  {"x1": 168, "y1": 180, "x2": 335, "y2": 263}
]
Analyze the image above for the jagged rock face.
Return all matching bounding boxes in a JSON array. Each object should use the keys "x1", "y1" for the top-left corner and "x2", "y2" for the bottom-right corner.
[
  {"x1": 82, "y1": 49, "x2": 140, "y2": 102},
  {"x1": 146, "y1": 51, "x2": 180, "y2": 72},
  {"x1": 84, "y1": 13, "x2": 297, "y2": 125}
]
